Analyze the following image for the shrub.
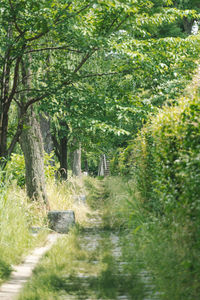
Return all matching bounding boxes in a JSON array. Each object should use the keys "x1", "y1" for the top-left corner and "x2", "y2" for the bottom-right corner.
[{"x1": 4, "y1": 152, "x2": 57, "y2": 187}]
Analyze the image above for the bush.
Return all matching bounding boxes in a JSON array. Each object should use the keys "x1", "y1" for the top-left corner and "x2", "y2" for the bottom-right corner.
[
  {"x1": 5, "y1": 153, "x2": 25, "y2": 187},
  {"x1": 4, "y1": 152, "x2": 57, "y2": 187},
  {"x1": 112, "y1": 84, "x2": 200, "y2": 298},
  {"x1": 117, "y1": 90, "x2": 200, "y2": 219}
]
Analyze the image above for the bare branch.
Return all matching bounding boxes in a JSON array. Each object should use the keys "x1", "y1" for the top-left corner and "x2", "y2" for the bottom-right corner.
[
  {"x1": 15, "y1": 88, "x2": 44, "y2": 94},
  {"x1": 8, "y1": 0, "x2": 24, "y2": 35},
  {"x1": 114, "y1": 15, "x2": 130, "y2": 31},
  {"x1": 62, "y1": 48, "x2": 97, "y2": 86},
  {"x1": 13, "y1": 97, "x2": 22, "y2": 108},
  {"x1": 25, "y1": 46, "x2": 84, "y2": 54}
]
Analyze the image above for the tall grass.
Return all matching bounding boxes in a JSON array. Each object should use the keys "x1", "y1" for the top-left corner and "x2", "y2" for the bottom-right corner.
[
  {"x1": 0, "y1": 178, "x2": 48, "y2": 283},
  {"x1": 84, "y1": 176, "x2": 200, "y2": 299},
  {"x1": 46, "y1": 176, "x2": 92, "y2": 226},
  {"x1": 108, "y1": 68, "x2": 200, "y2": 298},
  {"x1": 0, "y1": 166, "x2": 92, "y2": 285},
  {"x1": 17, "y1": 175, "x2": 200, "y2": 299},
  {"x1": 84, "y1": 176, "x2": 132, "y2": 229}
]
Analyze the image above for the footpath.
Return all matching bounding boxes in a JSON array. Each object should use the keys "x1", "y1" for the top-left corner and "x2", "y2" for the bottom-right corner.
[{"x1": 0, "y1": 234, "x2": 59, "y2": 300}]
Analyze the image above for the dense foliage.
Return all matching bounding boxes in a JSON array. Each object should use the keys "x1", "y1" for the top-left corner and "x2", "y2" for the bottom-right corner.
[
  {"x1": 112, "y1": 71, "x2": 200, "y2": 223},
  {"x1": 110, "y1": 69, "x2": 200, "y2": 298},
  {"x1": 0, "y1": 1, "x2": 200, "y2": 298}
]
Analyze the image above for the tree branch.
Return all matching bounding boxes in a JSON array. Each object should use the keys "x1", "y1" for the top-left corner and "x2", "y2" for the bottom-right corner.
[
  {"x1": 7, "y1": 111, "x2": 25, "y2": 157},
  {"x1": 5, "y1": 51, "x2": 24, "y2": 112},
  {"x1": 114, "y1": 15, "x2": 130, "y2": 31},
  {"x1": 25, "y1": 46, "x2": 84, "y2": 54},
  {"x1": 24, "y1": 93, "x2": 50, "y2": 111},
  {"x1": 27, "y1": 31, "x2": 49, "y2": 42},
  {"x1": 13, "y1": 97, "x2": 22, "y2": 108},
  {"x1": 15, "y1": 88, "x2": 44, "y2": 94},
  {"x1": 9, "y1": 0, "x2": 24, "y2": 35},
  {"x1": 62, "y1": 49, "x2": 97, "y2": 86},
  {"x1": 77, "y1": 70, "x2": 130, "y2": 79},
  {"x1": 69, "y1": 4, "x2": 91, "y2": 19}
]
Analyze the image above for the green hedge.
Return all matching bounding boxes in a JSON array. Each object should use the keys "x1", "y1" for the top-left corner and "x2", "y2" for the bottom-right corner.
[{"x1": 113, "y1": 88, "x2": 200, "y2": 226}]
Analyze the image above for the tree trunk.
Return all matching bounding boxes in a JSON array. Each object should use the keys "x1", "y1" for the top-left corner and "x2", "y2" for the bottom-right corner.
[
  {"x1": 72, "y1": 143, "x2": 82, "y2": 176},
  {"x1": 19, "y1": 56, "x2": 49, "y2": 208},
  {"x1": 40, "y1": 113, "x2": 54, "y2": 167},
  {"x1": 51, "y1": 122, "x2": 69, "y2": 180},
  {"x1": 59, "y1": 136, "x2": 68, "y2": 180},
  {"x1": 20, "y1": 107, "x2": 49, "y2": 208},
  {"x1": 183, "y1": 17, "x2": 194, "y2": 34}
]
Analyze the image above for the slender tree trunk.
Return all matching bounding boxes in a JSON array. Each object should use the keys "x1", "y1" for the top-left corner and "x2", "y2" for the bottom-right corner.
[
  {"x1": 40, "y1": 113, "x2": 54, "y2": 166},
  {"x1": 52, "y1": 120, "x2": 69, "y2": 180},
  {"x1": 72, "y1": 143, "x2": 82, "y2": 176},
  {"x1": 59, "y1": 136, "x2": 68, "y2": 180},
  {"x1": 183, "y1": 17, "x2": 194, "y2": 34},
  {"x1": 20, "y1": 107, "x2": 49, "y2": 208}
]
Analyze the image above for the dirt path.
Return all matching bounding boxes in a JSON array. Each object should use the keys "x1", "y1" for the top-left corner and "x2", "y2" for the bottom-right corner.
[{"x1": 0, "y1": 234, "x2": 59, "y2": 300}]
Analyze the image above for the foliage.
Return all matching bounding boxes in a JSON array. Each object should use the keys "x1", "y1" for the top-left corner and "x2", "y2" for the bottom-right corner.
[
  {"x1": 4, "y1": 153, "x2": 25, "y2": 186},
  {"x1": 85, "y1": 176, "x2": 200, "y2": 299},
  {"x1": 113, "y1": 70, "x2": 200, "y2": 219},
  {"x1": 110, "y1": 69, "x2": 200, "y2": 298},
  {"x1": 84, "y1": 176, "x2": 132, "y2": 229},
  {"x1": 4, "y1": 152, "x2": 57, "y2": 187}
]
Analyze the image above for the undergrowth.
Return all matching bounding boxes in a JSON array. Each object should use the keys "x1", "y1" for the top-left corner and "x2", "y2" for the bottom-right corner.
[
  {"x1": 84, "y1": 176, "x2": 132, "y2": 230},
  {"x1": 0, "y1": 170, "x2": 92, "y2": 285},
  {"x1": 0, "y1": 180, "x2": 48, "y2": 284},
  {"x1": 17, "y1": 174, "x2": 200, "y2": 299}
]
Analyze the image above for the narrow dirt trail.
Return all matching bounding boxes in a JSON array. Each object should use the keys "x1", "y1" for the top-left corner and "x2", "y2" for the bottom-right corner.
[{"x1": 0, "y1": 234, "x2": 59, "y2": 300}]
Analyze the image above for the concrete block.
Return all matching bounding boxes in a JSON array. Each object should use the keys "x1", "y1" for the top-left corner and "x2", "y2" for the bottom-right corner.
[{"x1": 48, "y1": 210, "x2": 75, "y2": 233}]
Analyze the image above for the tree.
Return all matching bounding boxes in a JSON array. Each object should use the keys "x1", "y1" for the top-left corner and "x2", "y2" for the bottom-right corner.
[
  {"x1": 20, "y1": 107, "x2": 49, "y2": 207},
  {"x1": 0, "y1": 0, "x2": 200, "y2": 198}
]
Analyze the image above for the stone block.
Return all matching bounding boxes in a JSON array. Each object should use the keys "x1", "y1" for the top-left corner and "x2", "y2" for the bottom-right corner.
[{"x1": 48, "y1": 210, "x2": 75, "y2": 233}]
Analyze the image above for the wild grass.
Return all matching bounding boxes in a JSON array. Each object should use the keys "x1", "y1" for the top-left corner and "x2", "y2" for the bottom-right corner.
[
  {"x1": 0, "y1": 174, "x2": 92, "y2": 285},
  {"x1": 2, "y1": 175, "x2": 199, "y2": 299},
  {"x1": 46, "y1": 176, "x2": 92, "y2": 226},
  {"x1": 0, "y1": 181, "x2": 48, "y2": 284},
  {"x1": 82, "y1": 176, "x2": 200, "y2": 299},
  {"x1": 84, "y1": 176, "x2": 132, "y2": 229},
  {"x1": 18, "y1": 226, "x2": 146, "y2": 300}
]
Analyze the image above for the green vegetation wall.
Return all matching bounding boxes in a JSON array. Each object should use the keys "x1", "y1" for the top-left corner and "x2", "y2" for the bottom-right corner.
[{"x1": 111, "y1": 70, "x2": 200, "y2": 232}]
